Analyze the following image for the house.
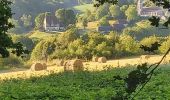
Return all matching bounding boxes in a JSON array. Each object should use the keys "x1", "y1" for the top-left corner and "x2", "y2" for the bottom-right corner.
[
  {"x1": 43, "y1": 13, "x2": 65, "y2": 32},
  {"x1": 96, "y1": 26, "x2": 113, "y2": 33},
  {"x1": 137, "y1": 0, "x2": 165, "y2": 17},
  {"x1": 112, "y1": 23, "x2": 125, "y2": 32}
]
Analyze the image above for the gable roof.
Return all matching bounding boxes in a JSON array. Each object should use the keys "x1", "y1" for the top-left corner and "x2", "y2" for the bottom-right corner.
[
  {"x1": 142, "y1": 7, "x2": 163, "y2": 12},
  {"x1": 97, "y1": 26, "x2": 113, "y2": 32}
]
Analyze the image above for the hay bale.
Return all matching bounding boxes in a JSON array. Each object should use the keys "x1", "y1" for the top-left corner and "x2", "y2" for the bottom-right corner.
[
  {"x1": 92, "y1": 57, "x2": 99, "y2": 62},
  {"x1": 98, "y1": 57, "x2": 107, "y2": 63},
  {"x1": 30, "y1": 63, "x2": 47, "y2": 71},
  {"x1": 140, "y1": 55, "x2": 150, "y2": 60},
  {"x1": 57, "y1": 60, "x2": 65, "y2": 66},
  {"x1": 43, "y1": 63, "x2": 47, "y2": 69},
  {"x1": 64, "y1": 59, "x2": 83, "y2": 71}
]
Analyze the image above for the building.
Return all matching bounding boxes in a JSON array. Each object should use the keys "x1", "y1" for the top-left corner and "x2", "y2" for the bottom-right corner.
[
  {"x1": 43, "y1": 13, "x2": 65, "y2": 32},
  {"x1": 97, "y1": 26, "x2": 113, "y2": 33},
  {"x1": 112, "y1": 23, "x2": 125, "y2": 32},
  {"x1": 137, "y1": 0, "x2": 165, "y2": 17}
]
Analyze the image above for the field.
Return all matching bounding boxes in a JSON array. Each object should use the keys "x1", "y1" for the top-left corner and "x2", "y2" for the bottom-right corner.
[
  {"x1": 28, "y1": 31, "x2": 57, "y2": 39},
  {"x1": 73, "y1": 4, "x2": 96, "y2": 13},
  {"x1": 0, "y1": 64, "x2": 170, "y2": 99},
  {"x1": 0, "y1": 55, "x2": 170, "y2": 99},
  {"x1": 76, "y1": 20, "x2": 117, "y2": 30}
]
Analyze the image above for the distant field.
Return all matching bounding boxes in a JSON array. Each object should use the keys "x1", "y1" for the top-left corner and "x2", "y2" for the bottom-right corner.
[
  {"x1": 28, "y1": 31, "x2": 57, "y2": 39},
  {"x1": 77, "y1": 20, "x2": 117, "y2": 30},
  {"x1": 73, "y1": 4, "x2": 96, "y2": 13}
]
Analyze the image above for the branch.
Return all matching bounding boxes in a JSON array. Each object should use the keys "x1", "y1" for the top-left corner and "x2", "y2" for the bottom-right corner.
[{"x1": 130, "y1": 47, "x2": 170, "y2": 99}]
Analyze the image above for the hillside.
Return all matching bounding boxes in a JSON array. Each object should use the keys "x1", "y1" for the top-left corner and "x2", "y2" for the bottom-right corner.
[{"x1": 73, "y1": 4, "x2": 95, "y2": 13}]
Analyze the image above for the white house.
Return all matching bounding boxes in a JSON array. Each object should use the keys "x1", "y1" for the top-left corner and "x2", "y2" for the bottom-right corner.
[
  {"x1": 43, "y1": 13, "x2": 65, "y2": 32},
  {"x1": 137, "y1": 0, "x2": 165, "y2": 17}
]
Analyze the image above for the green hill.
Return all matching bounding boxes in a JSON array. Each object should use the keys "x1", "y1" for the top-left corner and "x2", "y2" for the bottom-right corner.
[{"x1": 73, "y1": 4, "x2": 95, "y2": 13}]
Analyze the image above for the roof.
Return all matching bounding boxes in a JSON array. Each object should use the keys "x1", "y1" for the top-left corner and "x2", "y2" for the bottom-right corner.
[
  {"x1": 142, "y1": 7, "x2": 163, "y2": 12},
  {"x1": 97, "y1": 26, "x2": 113, "y2": 32},
  {"x1": 117, "y1": 19, "x2": 128, "y2": 24},
  {"x1": 44, "y1": 14, "x2": 64, "y2": 27},
  {"x1": 112, "y1": 24, "x2": 125, "y2": 31}
]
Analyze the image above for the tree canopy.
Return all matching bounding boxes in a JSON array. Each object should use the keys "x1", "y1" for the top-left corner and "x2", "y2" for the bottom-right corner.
[{"x1": 0, "y1": 0, "x2": 28, "y2": 58}]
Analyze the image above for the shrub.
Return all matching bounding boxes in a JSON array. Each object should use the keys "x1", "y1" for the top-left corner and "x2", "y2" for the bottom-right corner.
[
  {"x1": 159, "y1": 37, "x2": 170, "y2": 53},
  {"x1": 0, "y1": 55, "x2": 23, "y2": 69}
]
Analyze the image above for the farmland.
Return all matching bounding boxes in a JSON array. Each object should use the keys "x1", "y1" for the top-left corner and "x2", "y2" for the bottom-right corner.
[
  {"x1": 0, "y1": 55, "x2": 167, "y2": 80},
  {"x1": 0, "y1": 63, "x2": 170, "y2": 99}
]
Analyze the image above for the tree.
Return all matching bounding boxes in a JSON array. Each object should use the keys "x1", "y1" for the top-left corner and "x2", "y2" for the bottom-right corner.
[
  {"x1": 0, "y1": 0, "x2": 28, "y2": 58},
  {"x1": 109, "y1": 5, "x2": 121, "y2": 19},
  {"x1": 98, "y1": 17, "x2": 110, "y2": 26},
  {"x1": 95, "y1": 0, "x2": 170, "y2": 27},
  {"x1": 34, "y1": 13, "x2": 45, "y2": 31},
  {"x1": 95, "y1": 4, "x2": 109, "y2": 20},
  {"x1": 125, "y1": 5, "x2": 139, "y2": 21},
  {"x1": 55, "y1": 9, "x2": 76, "y2": 27},
  {"x1": 8, "y1": 18, "x2": 23, "y2": 33},
  {"x1": 82, "y1": 18, "x2": 88, "y2": 29},
  {"x1": 20, "y1": 14, "x2": 32, "y2": 28}
]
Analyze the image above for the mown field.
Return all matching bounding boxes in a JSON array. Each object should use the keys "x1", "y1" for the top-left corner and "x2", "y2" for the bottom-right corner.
[{"x1": 0, "y1": 64, "x2": 170, "y2": 99}]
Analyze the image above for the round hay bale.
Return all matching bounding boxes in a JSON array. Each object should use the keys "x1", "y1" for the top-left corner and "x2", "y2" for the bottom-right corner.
[
  {"x1": 43, "y1": 63, "x2": 47, "y2": 69},
  {"x1": 30, "y1": 63, "x2": 47, "y2": 71},
  {"x1": 98, "y1": 57, "x2": 107, "y2": 63},
  {"x1": 140, "y1": 55, "x2": 150, "y2": 60},
  {"x1": 92, "y1": 57, "x2": 99, "y2": 62},
  {"x1": 56, "y1": 60, "x2": 65, "y2": 66},
  {"x1": 64, "y1": 59, "x2": 83, "y2": 71}
]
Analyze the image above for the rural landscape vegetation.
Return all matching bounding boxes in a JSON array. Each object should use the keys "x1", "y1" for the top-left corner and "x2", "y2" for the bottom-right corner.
[{"x1": 1, "y1": 0, "x2": 170, "y2": 99}]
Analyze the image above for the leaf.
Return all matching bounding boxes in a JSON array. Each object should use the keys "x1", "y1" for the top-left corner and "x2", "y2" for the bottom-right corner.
[{"x1": 148, "y1": 16, "x2": 160, "y2": 27}]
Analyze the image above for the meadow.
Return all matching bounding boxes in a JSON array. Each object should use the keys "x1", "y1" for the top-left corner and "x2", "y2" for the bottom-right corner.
[
  {"x1": 0, "y1": 64, "x2": 170, "y2": 99},
  {"x1": 73, "y1": 4, "x2": 95, "y2": 13}
]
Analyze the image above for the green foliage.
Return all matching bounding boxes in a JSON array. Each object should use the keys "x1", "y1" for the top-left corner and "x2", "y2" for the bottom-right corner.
[
  {"x1": 125, "y1": 5, "x2": 139, "y2": 22},
  {"x1": 55, "y1": 9, "x2": 76, "y2": 27},
  {"x1": 31, "y1": 39, "x2": 56, "y2": 61},
  {"x1": 11, "y1": 35, "x2": 35, "y2": 51},
  {"x1": 123, "y1": 20, "x2": 170, "y2": 40},
  {"x1": 56, "y1": 28, "x2": 79, "y2": 49},
  {"x1": 8, "y1": 18, "x2": 23, "y2": 34},
  {"x1": 0, "y1": 0, "x2": 28, "y2": 58},
  {"x1": 0, "y1": 66, "x2": 170, "y2": 99},
  {"x1": 140, "y1": 36, "x2": 159, "y2": 47},
  {"x1": 109, "y1": 5, "x2": 121, "y2": 19},
  {"x1": 20, "y1": 14, "x2": 32, "y2": 28},
  {"x1": 98, "y1": 17, "x2": 110, "y2": 26},
  {"x1": 159, "y1": 37, "x2": 170, "y2": 53},
  {"x1": 95, "y1": 4, "x2": 109, "y2": 20},
  {"x1": 115, "y1": 34, "x2": 140, "y2": 56},
  {"x1": 35, "y1": 13, "x2": 45, "y2": 31},
  {"x1": 0, "y1": 55, "x2": 23, "y2": 69},
  {"x1": 81, "y1": 18, "x2": 88, "y2": 29}
]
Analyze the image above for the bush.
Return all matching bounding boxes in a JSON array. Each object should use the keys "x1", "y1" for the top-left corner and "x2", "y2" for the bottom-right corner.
[
  {"x1": 11, "y1": 34, "x2": 35, "y2": 51},
  {"x1": 159, "y1": 37, "x2": 170, "y2": 53},
  {"x1": 0, "y1": 55, "x2": 23, "y2": 69}
]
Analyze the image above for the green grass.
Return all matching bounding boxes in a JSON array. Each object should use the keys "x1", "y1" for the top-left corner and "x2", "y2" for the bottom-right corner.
[
  {"x1": 0, "y1": 65, "x2": 170, "y2": 99},
  {"x1": 73, "y1": 4, "x2": 95, "y2": 13},
  {"x1": 28, "y1": 31, "x2": 56, "y2": 40}
]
